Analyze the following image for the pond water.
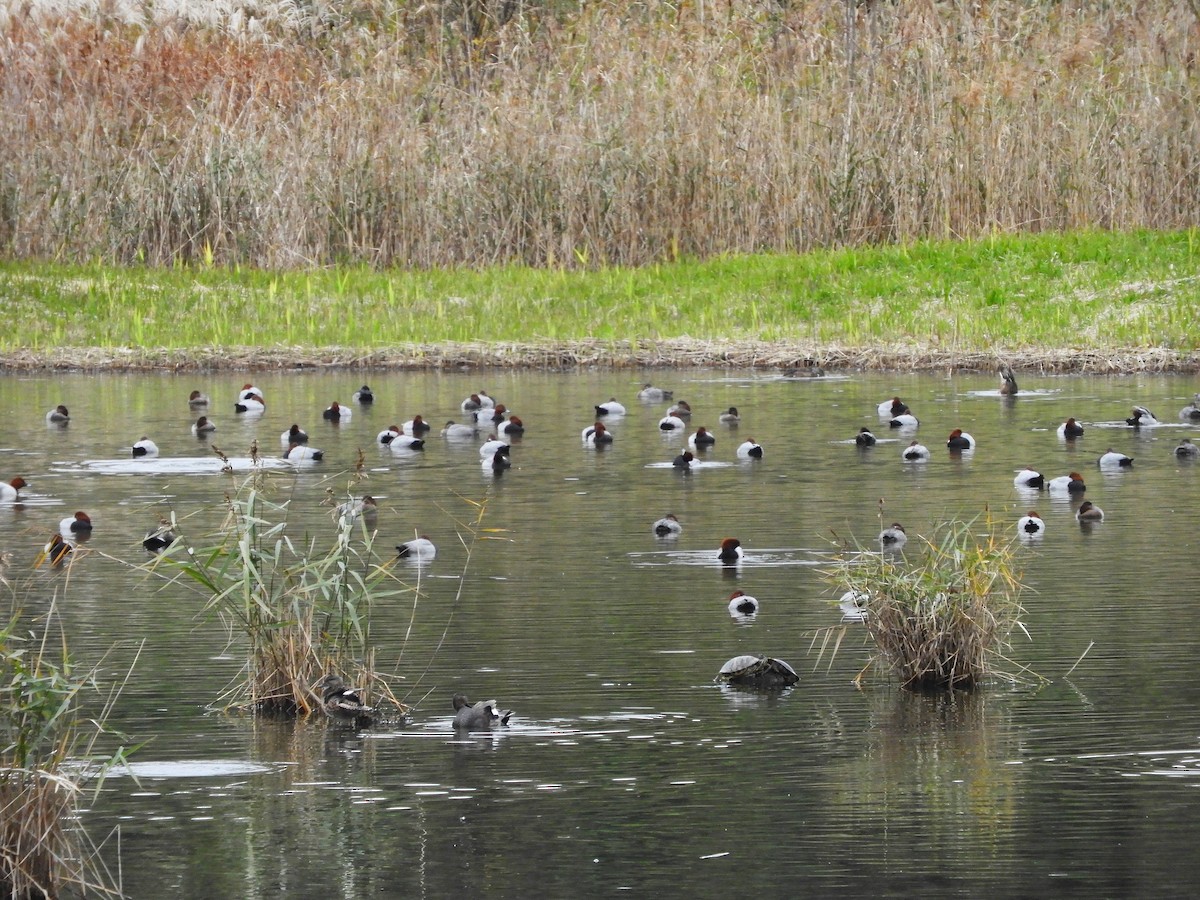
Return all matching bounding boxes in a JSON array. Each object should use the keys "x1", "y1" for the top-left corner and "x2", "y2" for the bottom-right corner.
[{"x1": 3, "y1": 368, "x2": 1200, "y2": 897}]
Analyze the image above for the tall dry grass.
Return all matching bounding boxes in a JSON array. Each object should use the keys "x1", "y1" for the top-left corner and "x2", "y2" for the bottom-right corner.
[{"x1": 0, "y1": 0, "x2": 1196, "y2": 268}]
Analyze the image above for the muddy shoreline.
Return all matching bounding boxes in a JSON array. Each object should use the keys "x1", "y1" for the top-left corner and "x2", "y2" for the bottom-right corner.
[{"x1": 2, "y1": 342, "x2": 1198, "y2": 374}]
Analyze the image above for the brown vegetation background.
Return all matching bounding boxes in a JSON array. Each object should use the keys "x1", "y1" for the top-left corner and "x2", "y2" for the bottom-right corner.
[{"x1": 1, "y1": 0, "x2": 1197, "y2": 270}]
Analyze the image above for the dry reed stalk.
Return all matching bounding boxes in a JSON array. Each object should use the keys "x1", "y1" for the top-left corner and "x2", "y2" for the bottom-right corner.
[{"x1": 0, "y1": 0, "x2": 1196, "y2": 268}]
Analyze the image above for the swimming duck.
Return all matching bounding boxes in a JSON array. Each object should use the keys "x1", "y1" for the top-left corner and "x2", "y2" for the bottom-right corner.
[
  {"x1": 1017, "y1": 510, "x2": 1045, "y2": 536},
  {"x1": 46, "y1": 405, "x2": 69, "y2": 424},
  {"x1": 727, "y1": 590, "x2": 759, "y2": 617},
  {"x1": 234, "y1": 393, "x2": 265, "y2": 414},
  {"x1": 352, "y1": 385, "x2": 374, "y2": 404},
  {"x1": 736, "y1": 439, "x2": 764, "y2": 459},
  {"x1": 1057, "y1": 417, "x2": 1085, "y2": 439},
  {"x1": 1126, "y1": 406, "x2": 1157, "y2": 427},
  {"x1": 192, "y1": 416, "x2": 216, "y2": 437},
  {"x1": 318, "y1": 674, "x2": 375, "y2": 726},
  {"x1": 0, "y1": 477, "x2": 27, "y2": 502},
  {"x1": 902, "y1": 441, "x2": 930, "y2": 461},
  {"x1": 715, "y1": 655, "x2": 799, "y2": 687},
  {"x1": 999, "y1": 365, "x2": 1019, "y2": 396},
  {"x1": 1098, "y1": 448, "x2": 1134, "y2": 469},
  {"x1": 237, "y1": 384, "x2": 262, "y2": 402},
  {"x1": 132, "y1": 437, "x2": 159, "y2": 458},
  {"x1": 322, "y1": 402, "x2": 351, "y2": 422},
  {"x1": 376, "y1": 425, "x2": 402, "y2": 446},
  {"x1": 1179, "y1": 394, "x2": 1200, "y2": 420},
  {"x1": 401, "y1": 416, "x2": 431, "y2": 436},
  {"x1": 452, "y1": 693, "x2": 512, "y2": 729},
  {"x1": 718, "y1": 407, "x2": 740, "y2": 425},
  {"x1": 658, "y1": 414, "x2": 687, "y2": 431},
  {"x1": 637, "y1": 384, "x2": 673, "y2": 402},
  {"x1": 1047, "y1": 472, "x2": 1086, "y2": 494},
  {"x1": 188, "y1": 390, "x2": 210, "y2": 408},
  {"x1": 441, "y1": 421, "x2": 478, "y2": 440},
  {"x1": 479, "y1": 436, "x2": 508, "y2": 458},
  {"x1": 855, "y1": 427, "x2": 877, "y2": 446},
  {"x1": 672, "y1": 451, "x2": 694, "y2": 469},
  {"x1": 718, "y1": 537, "x2": 744, "y2": 564},
  {"x1": 285, "y1": 443, "x2": 324, "y2": 462},
  {"x1": 652, "y1": 514, "x2": 682, "y2": 536},
  {"x1": 38, "y1": 533, "x2": 73, "y2": 567},
  {"x1": 1175, "y1": 438, "x2": 1200, "y2": 458},
  {"x1": 484, "y1": 404, "x2": 510, "y2": 426},
  {"x1": 667, "y1": 401, "x2": 692, "y2": 419},
  {"x1": 838, "y1": 590, "x2": 869, "y2": 622},
  {"x1": 1076, "y1": 501, "x2": 1105, "y2": 523},
  {"x1": 60, "y1": 511, "x2": 92, "y2": 536},
  {"x1": 142, "y1": 519, "x2": 177, "y2": 553},
  {"x1": 335, "y1": 495, "x2": 378, "y2": 525},
  {"x1": 879, "y1": 523, "x2": 907, "y2": 550},
  {"x1": 483, "y1": 445, "x2": 512, "y2": 473},
  {"x1": 688, "y1": 427, "x2": 716, "y2": 450},
  {"x1": 582, "y1": 422, "x2": 613, "y2": 446},
  {"x1": 878, "y1": 397, "x2": 909, "y2": 417},
  {"x1": 595, "y1": 398, "x2": 627, "y2": 417},
  {"x1": 946, "y1": 429, "x2": 976, "y2": 451},
  {"x1": 890, "y1": 412, "x2": 920, "y2": 429},
  {"x1": 396, "y1": 535, "x2": 436, "y2": 560},
  {"x1": 499, "y1": 416, "x2": 525, "y2": 436},
  {"x1": 1013, "y1": 467, "x2": 1045, "y2": 489},
  {"x1": 461, "y1": 392, "x2": 496, "y2": 412},
  {"x1": 388, "y1": 434, "x2": 425, "y2": 451},
  {"x1": 638, "y1": 384, "x2": 676, "y2": 400}
]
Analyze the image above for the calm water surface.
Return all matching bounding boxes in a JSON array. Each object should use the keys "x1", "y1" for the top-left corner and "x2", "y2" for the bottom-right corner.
[{"x1": 3, "y1": 369, "x2": 1200, "y2": 897}]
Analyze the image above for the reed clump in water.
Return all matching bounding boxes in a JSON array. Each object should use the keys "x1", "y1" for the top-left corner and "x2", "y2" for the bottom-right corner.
[
  {"x1": 0, "y1": 0, "x2": 1196, "y2": 268},
  {"x1": 157, "y1": 458, "x2": 410, "y2": 718},
  {"x1": 1, "y1": 601, "x2": 127, "y2": 899},
  {"x1": 824, "y1": 517, "x2": 1032, "y2": 691}
]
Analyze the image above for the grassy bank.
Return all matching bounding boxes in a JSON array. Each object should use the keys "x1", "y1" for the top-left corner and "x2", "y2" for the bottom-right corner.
[
  {"x1": 1, "y1": 230, "x2": 1198, "y2": 371},
  {"x1": 0, "y1": 0, "x2": 1197, "y2": 269}
]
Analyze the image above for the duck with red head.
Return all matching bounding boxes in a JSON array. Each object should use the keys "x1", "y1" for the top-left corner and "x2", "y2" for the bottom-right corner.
[
  {"x1": 1076, "y1": 501, "x2": 1104, "y2": 523},
  {"x1": 582, "y1": 422, "x2": 613, "y2": 446},
  {"x1": 1017, "y1": 511, "x2": 1045, "y2": 536},
  {"x1": 188, "y1": 390, "x2": 210, "y2": 408},
  {"x1": 234, "y1": 393, "x2": 265, "y2": 414},
  {"x1": 322, "y1": 402, "x2": 350, "y2": 422},
  {"x1": 37, "y1": 533, "x2": 73, "y2": 567},
  {"x1": 688, "y1": 427, "x2": 716, "y2": 450},
  {"x1": 718, "y1": 538, "x2": 744, "y2": 565},
  {"x1": 672, "y1": 450, "x2": 694, "y2": 469},
  {"x1": 500, "y1": 415, "x2": 524, "y2": 436},
  {"x1": 946, "y1": 429, "x2": 975, "y2": 451},
  {"x1": 1048, "y1": 471, "x2": 1086, "y2": 494},
  {"x1": 46, "y1": 405, "x2": 69, "y2": 424},
  {"x1": 1057, "y1": 418, "x2": 1084, "y2": 439},
  {"x1": 727, "y1": 590, "x2": 759, "y2": 616},
  {"x1": 736, "y1": 439, "x2": 763, "y2": 459},
  {"x1": 402, "y1": 415, "x2": 431, "y2": 436},
  {"x1": 59, "y1": 511, "x2": 92, "y2": 537},
  {"x1": 878, "y1": 397, "x2": 909, "y2": 417},
  {"x1": 0, "y1": 477, "x2": 27, "y2": 503}
]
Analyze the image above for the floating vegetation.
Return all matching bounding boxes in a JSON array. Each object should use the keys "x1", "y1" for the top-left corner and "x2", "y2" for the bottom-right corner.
[{"x1": 819, "y1": 516, "x2": 1039, "y2": 691}]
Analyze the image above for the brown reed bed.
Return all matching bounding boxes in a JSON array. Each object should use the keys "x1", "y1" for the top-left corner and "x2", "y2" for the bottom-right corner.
[
  {"x1": 2, "y1": 342, "x2": 1199, "y2": 374},
  {"x1": 0, "y1": 0, "x2": 1197, "y2": 270}
]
